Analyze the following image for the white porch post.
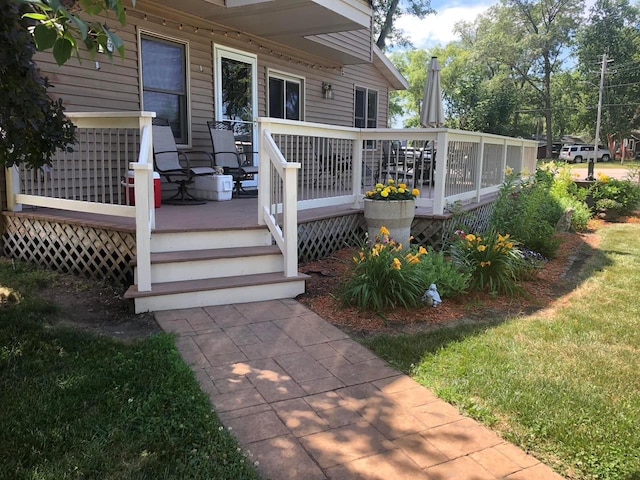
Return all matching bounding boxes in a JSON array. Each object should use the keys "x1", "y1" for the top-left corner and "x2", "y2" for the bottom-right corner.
[
  {"x1": 132, "y1": 162, "x2": 153, "y2": 292},
  {"x1": 432, "y1": 130, "x2": 449, "y2": 215},
  {"x1": 5, "y1": 166, "x2": 22, "y2": 212},
  {"x1": 257, "y1": 120, "x2": 270, "y2": 226},
  {"x1": 476, "y1": 136, "x2": 485, "y2": 202},
  {"x1": 282, "y1": 164, "x2": 298, "y2": 277},
  {"x1": 351, "y1": 133, "x2": 363, "y2": 206}
]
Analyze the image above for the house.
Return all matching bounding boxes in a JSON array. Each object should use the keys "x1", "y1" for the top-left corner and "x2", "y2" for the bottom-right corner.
[{"x1": 2, "y1": 0, "x2": 538, "y2": 313}]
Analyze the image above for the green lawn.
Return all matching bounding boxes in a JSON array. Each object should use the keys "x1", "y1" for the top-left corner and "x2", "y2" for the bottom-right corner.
[
  {"x1": 364, "y1": 222, "x2": 640, "y2": 480},
  {"x1": 0, "y1": 261, "x2": 258, "y2": 480}
]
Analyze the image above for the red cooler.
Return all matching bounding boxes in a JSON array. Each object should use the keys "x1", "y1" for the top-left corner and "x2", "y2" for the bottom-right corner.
[{"x1": 123, "y1": 171, "x2": 162, "y2": 208}]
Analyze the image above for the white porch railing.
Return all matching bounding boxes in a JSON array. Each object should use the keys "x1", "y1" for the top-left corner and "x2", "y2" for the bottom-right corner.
[
  {"x1": 4, "y1": 111, "x2": 156, "y2": 292},
  {"x1": 256, "y1": 118, "x2": 538, "y2": 277},
  {"x1": 257, "y1": 118, "x2": 538, "y2": 215},
  {"x1": 258, "y1": 128, "x2": 301, "y2": 277}
]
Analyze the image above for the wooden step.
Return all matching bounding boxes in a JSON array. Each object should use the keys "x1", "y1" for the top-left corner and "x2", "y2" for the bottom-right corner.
[
  {"x1": 124, "y1": 272, "x2": 309, "y2": 313},
  {"x1": 134, "y1": 245, "x2": 285, "y2": 283}
]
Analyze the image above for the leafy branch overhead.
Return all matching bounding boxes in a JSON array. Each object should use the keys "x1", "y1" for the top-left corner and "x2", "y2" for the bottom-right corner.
[{"x1": 19, "y1": 0, "x2": 133, "y2": 65}]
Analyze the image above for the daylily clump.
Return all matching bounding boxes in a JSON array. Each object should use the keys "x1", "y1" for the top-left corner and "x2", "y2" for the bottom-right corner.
[
  {"x1": 341, "y1": 226, "x2": 468, "y2": 311},
  {"x1": 449, "y1": 229, "x2": 526, "y2": 295},
  {"x1": 365, "y1": 179, "x2": 420, "y2": 201}
]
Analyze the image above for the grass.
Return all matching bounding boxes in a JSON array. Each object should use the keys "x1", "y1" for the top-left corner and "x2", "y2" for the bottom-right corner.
[
  {"x1": 364, "y1": 222, "x2": 640, "y2": 480},
  {"x1": 0, "y1": 261, "x2": 258, "y2": 480}
]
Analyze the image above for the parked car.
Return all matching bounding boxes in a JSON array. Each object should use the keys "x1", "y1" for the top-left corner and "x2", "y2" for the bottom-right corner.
[{"x1": 558, "y1": 144, "x2": 612, "y2": 163}]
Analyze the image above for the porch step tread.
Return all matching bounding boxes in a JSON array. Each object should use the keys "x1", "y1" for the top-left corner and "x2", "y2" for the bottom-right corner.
[
  {"x1": 144, "y1": 245, "x2": 282, "y2": 265},
  {"x1": 124, "y1": 271, "x2": 310, "y2": 299}
]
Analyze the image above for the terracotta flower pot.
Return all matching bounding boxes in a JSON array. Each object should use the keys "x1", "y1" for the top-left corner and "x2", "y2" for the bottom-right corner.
[{"x1": 363, "y1": 198, "x2": 415, "y2": 248}]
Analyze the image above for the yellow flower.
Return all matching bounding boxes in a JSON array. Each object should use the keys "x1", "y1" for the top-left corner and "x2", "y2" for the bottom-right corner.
[
  {"x1": 375, "y1": 183, "x2": 384, "y2": 189},
  {"x1": 412, "y1": 188, "x2": 420, "y2": 197},
  {"x1": 379, "y1": 226, "x2": 390, "y2": 236},
  {"x1": 505, "y1": 166, "x2": 514, "y2": 176},
  {"x1": 477, "y1": 245, "x2": 487, "y2": 252},
  {"x1": 399, "y1": 183, "x2": 407, "y2": 189},
  {"x1": 418, "y1": 246, "x2": 427, "y2": 255},
  {"x1": 398, "y1": 188, "x2": 405, "y2": 194},
  {"x1": 371, "y1": 248, "x2": 379, "y2": 257},
  {"x1": 466, "y1": 234, "x2": 476, "y2": 242},
  {"x1": 380, "y1": 190, "x2": 389, "y2": 198},
  {"x1": 388, "y1": 178, "x2": 395, "y2": 184},
  {"x1": 392, "y1": 258, "x2": 402, "y2": 270},
  {"x1": 506, "y1": 242, "x2": 514, "y2": 249}
]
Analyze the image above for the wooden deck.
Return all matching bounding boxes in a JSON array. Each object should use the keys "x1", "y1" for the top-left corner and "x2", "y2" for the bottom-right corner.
[{"x1": 9, "y1": 196, "x2": 449, "y2": 234}]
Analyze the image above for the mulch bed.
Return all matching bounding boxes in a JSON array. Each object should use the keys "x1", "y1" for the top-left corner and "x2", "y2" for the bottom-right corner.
[{"x1": 296, "y1": 218, "x2": 621, "y2": 336}]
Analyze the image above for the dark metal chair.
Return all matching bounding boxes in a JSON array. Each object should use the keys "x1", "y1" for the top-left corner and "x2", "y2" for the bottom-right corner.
[
  {"x1": 207, "y1": 121, "x2": 258, "y2": 197},
  {"x1": 152, "y1": 119, "x2": 215, "y2": 204}
]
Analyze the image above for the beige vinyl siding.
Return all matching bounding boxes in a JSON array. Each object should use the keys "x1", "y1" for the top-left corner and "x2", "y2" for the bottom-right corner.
[
  {"x1": 33, "y1": 5, "x2": 392, "y2": 147},
  {"x1": 307, "y1": 29, "x2": 372, "y2": 63}
]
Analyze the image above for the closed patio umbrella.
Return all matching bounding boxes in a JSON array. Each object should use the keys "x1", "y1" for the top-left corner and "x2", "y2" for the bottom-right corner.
[{"x1": 420, "y1": 56, "x2": 445, "y2": 128}]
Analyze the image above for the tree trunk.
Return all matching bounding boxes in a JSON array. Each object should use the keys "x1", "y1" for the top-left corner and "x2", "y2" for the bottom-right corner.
[
  {"x1": 544, "y1": 54, "x2": 553, "y2": 159},
  {"x1": 376, "y1": 0, "x2": 401, "y2": 50}
]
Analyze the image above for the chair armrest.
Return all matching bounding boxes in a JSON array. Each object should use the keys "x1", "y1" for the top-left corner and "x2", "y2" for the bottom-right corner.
[{"x1": 178, "y1": 150, "x2": 214, "y2": 170}]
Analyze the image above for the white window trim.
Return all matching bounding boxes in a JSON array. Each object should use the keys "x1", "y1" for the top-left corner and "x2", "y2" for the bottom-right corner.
[
  {"x1": 137, "y1": 28, "x2": 192, "y2": 147},
  {"x1": 267, "y1": 69, "x2": 305, "y2": 121},
  {"x1": 355, "y1": 85, "x2": 379, "y2": 150}
]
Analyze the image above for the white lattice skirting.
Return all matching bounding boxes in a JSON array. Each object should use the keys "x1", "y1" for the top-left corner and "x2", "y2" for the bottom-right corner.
[{"x1": 2, "y1": 214, "x2": 135, "y2": 284}]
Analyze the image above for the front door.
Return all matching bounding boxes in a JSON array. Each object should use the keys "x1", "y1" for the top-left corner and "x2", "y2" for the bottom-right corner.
[{"x1": 214, "y1": 46, "x2": 258, "y2": 188}]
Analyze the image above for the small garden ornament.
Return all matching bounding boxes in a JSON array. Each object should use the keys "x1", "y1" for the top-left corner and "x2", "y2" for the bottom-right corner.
[{"x1": 421, "y1": 283, "x2": 442, "y2": 307}]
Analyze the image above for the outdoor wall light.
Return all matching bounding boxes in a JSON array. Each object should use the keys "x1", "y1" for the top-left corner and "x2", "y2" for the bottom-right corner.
[{"x1": 322, "y1": 82, "x2": 334, "y2": 99}]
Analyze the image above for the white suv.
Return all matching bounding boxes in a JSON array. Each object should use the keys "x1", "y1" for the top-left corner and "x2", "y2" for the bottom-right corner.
[{"x1": 559, "y1": 144, "x2": 612, "y2": 163}]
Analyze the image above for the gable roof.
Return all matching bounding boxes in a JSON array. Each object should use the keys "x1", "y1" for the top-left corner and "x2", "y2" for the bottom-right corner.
[{"x1": 372, "y1": 45, "x2": 408, "y2": 91}]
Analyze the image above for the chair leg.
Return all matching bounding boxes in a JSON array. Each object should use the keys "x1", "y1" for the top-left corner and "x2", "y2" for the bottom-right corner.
[{"x1": 164, "y1": 180, "x2": 206, "y2": 205}]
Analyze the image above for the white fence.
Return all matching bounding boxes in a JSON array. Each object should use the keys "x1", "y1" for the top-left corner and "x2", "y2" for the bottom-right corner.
[
  {"x1": 257, "y1": 118, "x2": 538, "y2": 278},
  {"x1": 5, "y1": 112, "x2": 538, "y2": 288},
  {"x1": 5, "y1": 112, "x2": 156, "y2": 292}
]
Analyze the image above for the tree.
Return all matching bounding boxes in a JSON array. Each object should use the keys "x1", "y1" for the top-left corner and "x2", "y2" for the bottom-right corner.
[
  {"x1": 372, "y1": 0, "x2": 434, "y2": 50},
  {"x1": 575, "y1": 0, "x2": 640, "y2": 155},
  {"x1": 0, "y1": 0, "x2": 130, "y2": 169},
  {"x1": 471, "y1": 0, "x2": 583, "y2": 156}
]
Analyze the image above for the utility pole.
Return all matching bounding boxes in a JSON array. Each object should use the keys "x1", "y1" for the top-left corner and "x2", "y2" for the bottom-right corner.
[{"x1": 588, "y1": 53, "x2": 608, "y2": 181}]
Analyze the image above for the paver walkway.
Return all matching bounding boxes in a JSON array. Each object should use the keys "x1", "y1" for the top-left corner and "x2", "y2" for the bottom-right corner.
[{"x1": 155, "y1": 299, "x2": 565, "y2": 480}]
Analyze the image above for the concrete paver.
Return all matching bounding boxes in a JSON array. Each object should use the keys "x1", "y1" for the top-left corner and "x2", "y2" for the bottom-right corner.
[{"x1": 156, "y1": 299, "x2": 565, "y2": 480}]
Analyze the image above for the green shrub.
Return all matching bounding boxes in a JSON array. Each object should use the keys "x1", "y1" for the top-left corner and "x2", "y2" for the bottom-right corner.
[
  {"x1": 339, "y1": 227, "x2": 469, "y2": 311},
  {"x1": 449, "y1": 229, "x2": 528, "y2": 295},
  {"x1": 490, "y1": 168, "x2": 562, "y2": 258},
  {"x1": 548, "y1": 164, "x2": 592, "y2": 231},
  {"x1": 590, "y1": 174, "x2": 640, "y2": 216}
]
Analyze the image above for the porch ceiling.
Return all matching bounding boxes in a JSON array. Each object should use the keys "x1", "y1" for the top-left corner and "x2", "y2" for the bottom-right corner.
[{"x1": 151, "y1": 0, "x2": 372, "y2": 64}]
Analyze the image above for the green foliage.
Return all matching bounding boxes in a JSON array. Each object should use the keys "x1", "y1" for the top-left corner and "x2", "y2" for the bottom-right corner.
[
  {"x1": 365, "y1": 222, "x2": 640, "y2": 480},
  {"x1": 449, "y1": 229, "x2": 527, "y2": 295},
  {"x1": 340, "y1": 227, "x2": 468, "y2": 311},
  {"x1": 0, "y1": 1, "x2": 76, "y2": 169},
  {"x1": 0, "y1": 259, "x2": 258, "y2": 480},
  {"x1": 372, "y1": 0, "x2": 434, "y2": 50},
  {"x1": 490, "y1": 168, "x2": 562, "y2": 258},
  {"x1": 20, "y1": 0, "x2": 131, "y2": 65},
  {"x1": 590, "y1": 174, "x2": 640, "y2": 215},
  {"x1": 544, "y1": 163, "x2": 592, "y2": 231}
]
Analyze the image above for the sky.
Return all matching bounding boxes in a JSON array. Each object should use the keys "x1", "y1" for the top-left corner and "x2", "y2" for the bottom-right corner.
[
  {"x1": 394, "y1": 0, "x2": 494, "y2": 51},
  {"x1": 394, "y1": 0, "x2": 596, "y2": 51}
]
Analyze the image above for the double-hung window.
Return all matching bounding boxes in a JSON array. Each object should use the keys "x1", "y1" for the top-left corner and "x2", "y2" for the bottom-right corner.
[
  {"x1": 141, "y1": 34, "x2": 189, "y2": 144},
  {"x1": 268, "y1": 72, "x2": 303, "y2": 121},
  {"x1": 355, "y1": 86, "x2": 378, "y2": 148}
]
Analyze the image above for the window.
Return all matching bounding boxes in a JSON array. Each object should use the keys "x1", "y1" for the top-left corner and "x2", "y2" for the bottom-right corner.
[
  {"x1": 268, "y1": 72, "x2": 303, "y2": 120},
  {"x1": 355, "y1": 86, "x2": 378, "y2": 148},
  {"x1": 141, "y1": 34, "x2": 189, "y2": 144}
]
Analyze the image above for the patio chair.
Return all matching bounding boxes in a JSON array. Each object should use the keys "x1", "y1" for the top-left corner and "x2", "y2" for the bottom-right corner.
[
  {"x1": 380, "y1": 141, "x2": 413, "y2": 184},
  {"x1": 152, "y1": 121, "x2": 216, "y2": 205},
  {"x1": 208, "y1": 121, "x2": 259, "y2": 196}
]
